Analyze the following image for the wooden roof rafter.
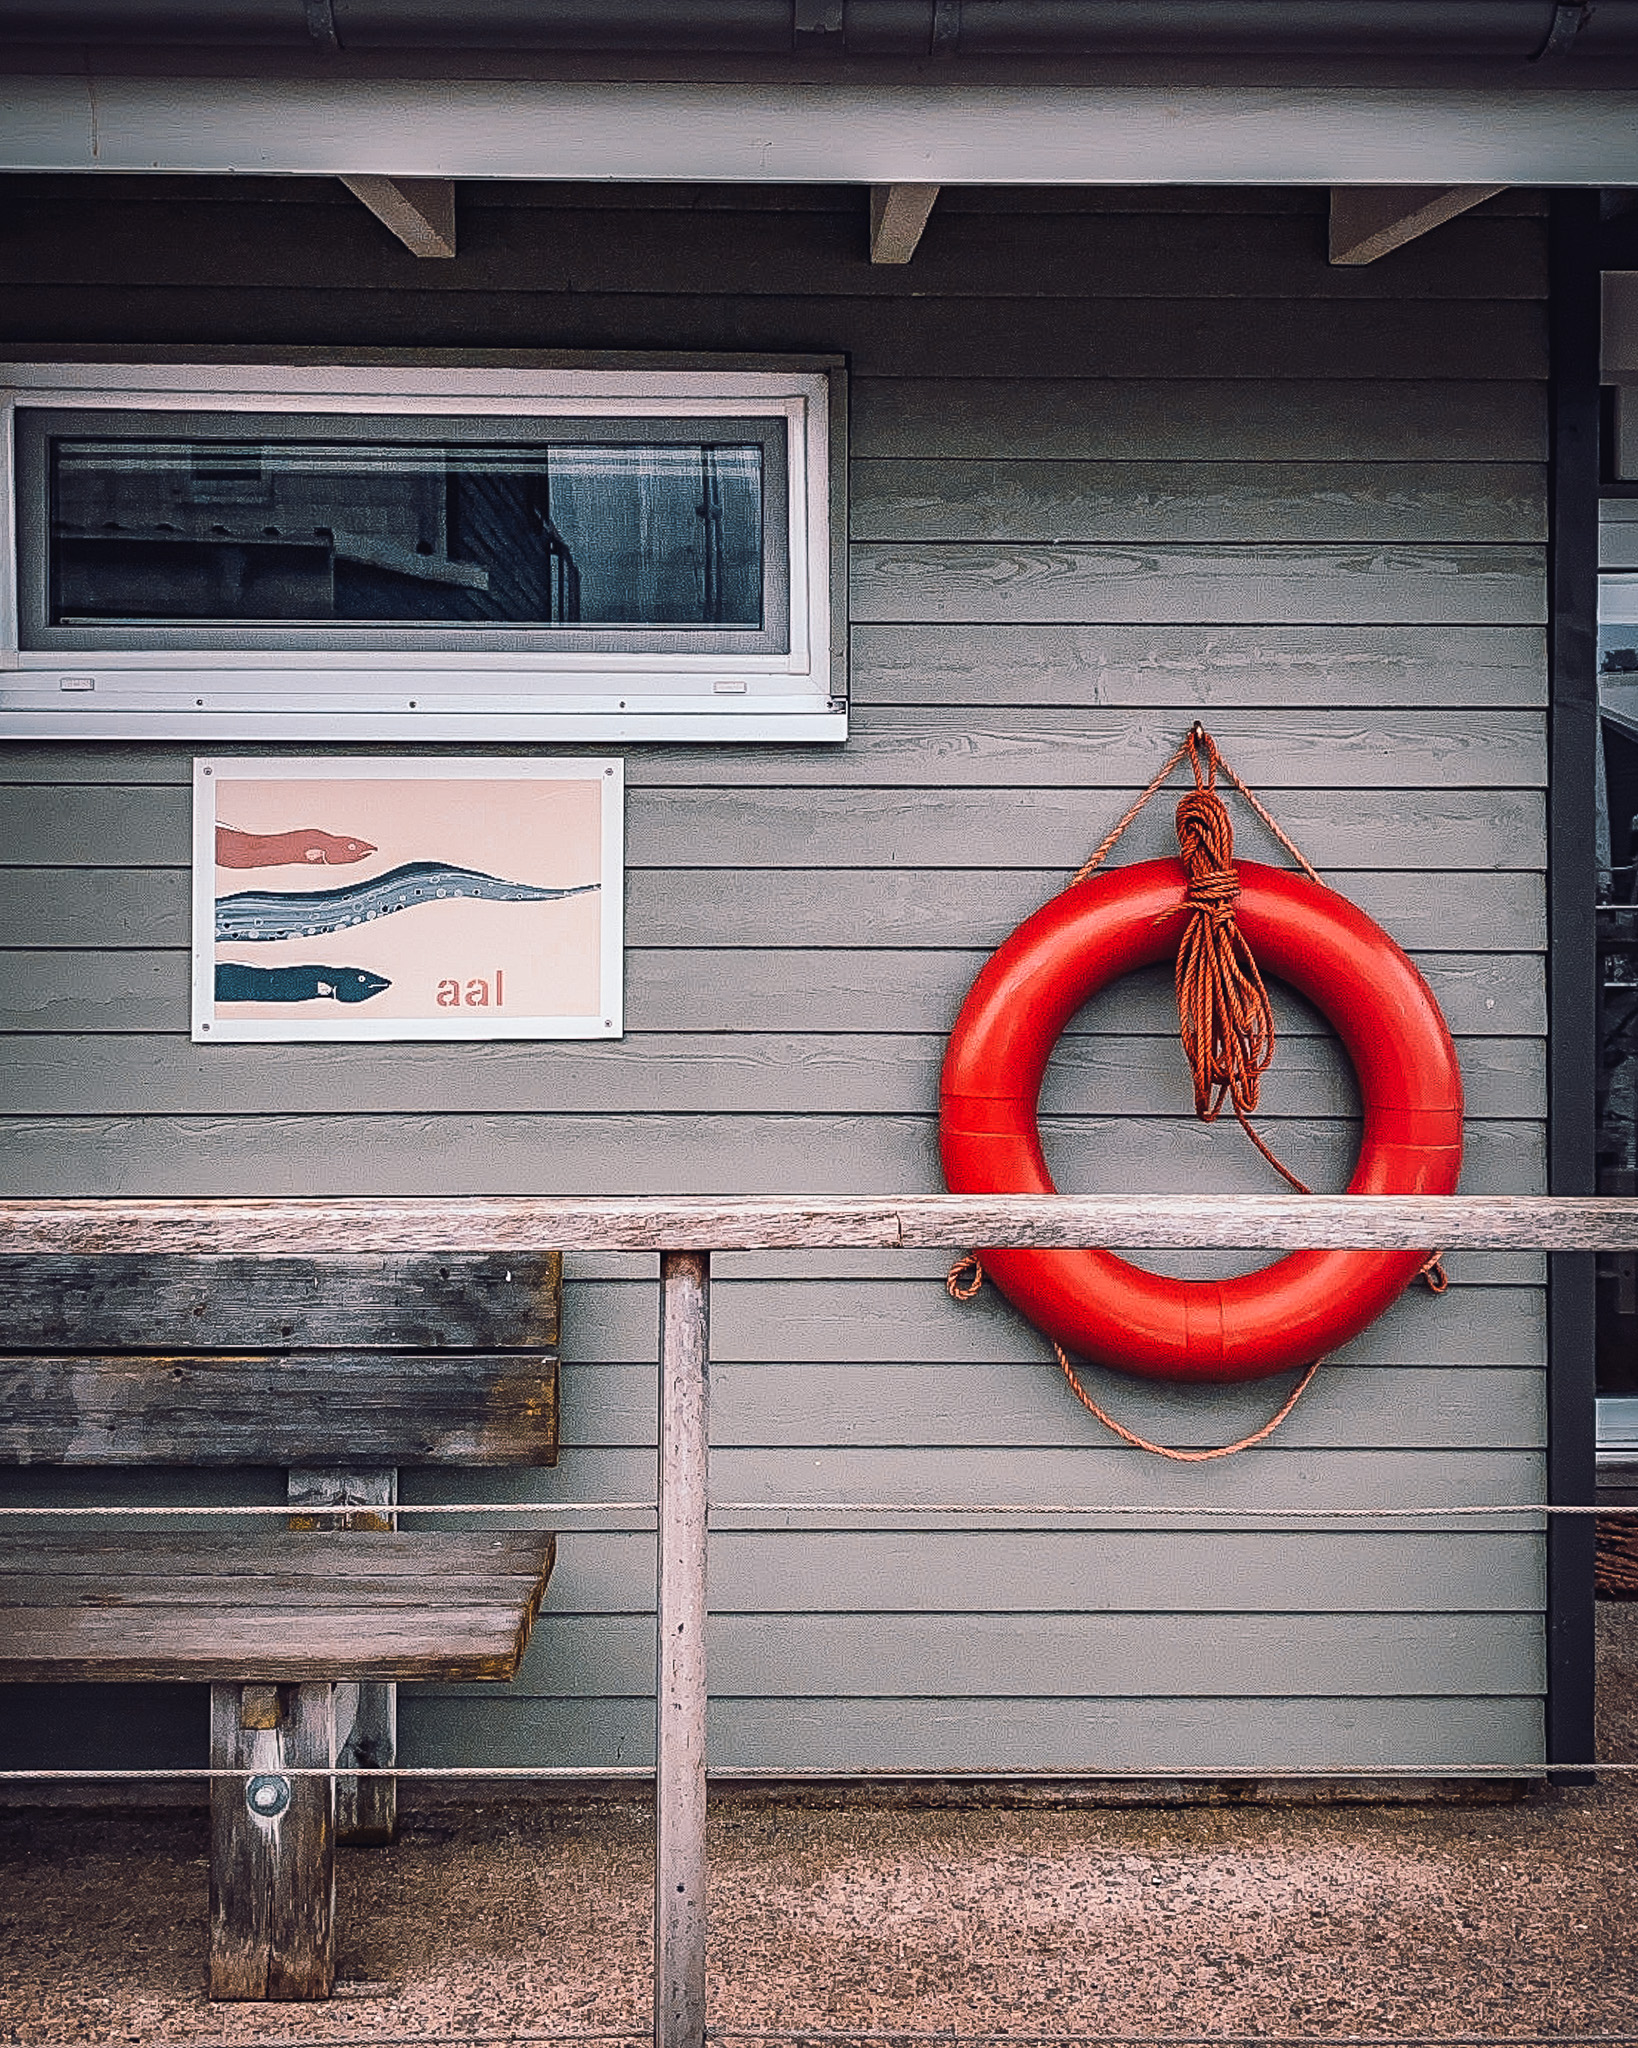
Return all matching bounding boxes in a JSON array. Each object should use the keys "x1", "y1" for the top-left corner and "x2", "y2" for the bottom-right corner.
[
  {"x1": 339, "y1": 173, "x2": 457, "y2": 258},
  {"x1": 868, "y1": 182, "x2": 939, "y2": 263},
  {"x1": 1328, "y1": 185, "x2": 1509, "y2": 266}
]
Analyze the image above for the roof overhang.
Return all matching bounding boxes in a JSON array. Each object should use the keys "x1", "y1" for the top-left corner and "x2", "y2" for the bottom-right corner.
[{"x1": 5, "y1": 73, "x2": 1638, "y2": 183}]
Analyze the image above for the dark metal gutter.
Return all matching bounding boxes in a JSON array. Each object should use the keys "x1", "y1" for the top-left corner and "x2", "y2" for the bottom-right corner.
[{"x1": 0, "y1": 0, "x2": 1633, "y2": 60}]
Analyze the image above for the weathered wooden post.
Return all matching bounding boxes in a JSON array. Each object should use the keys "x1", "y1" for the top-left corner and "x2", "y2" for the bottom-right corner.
[
  {"x1": 287, "y1": 1465, "x2": 399, "y2": 1844},
  {"x1": 655, "y1": 1250, "x2": 710, "y2": 2048},
  {"x1": 208, "y1": 1681, "x2": 337, "y2": 1999}
]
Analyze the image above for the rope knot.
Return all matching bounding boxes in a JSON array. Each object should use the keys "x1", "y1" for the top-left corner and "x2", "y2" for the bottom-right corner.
[
  {"x1": 1175, "y1": 783, "x2": 1239, "y2": 896},
  {"x1": 1174, "y1": 736, "x2": 1243, "y2": 939}
]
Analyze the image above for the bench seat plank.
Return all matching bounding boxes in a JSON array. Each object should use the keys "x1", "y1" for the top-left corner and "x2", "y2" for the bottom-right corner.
[
  {"x1": 0, "y1": 1532, "x2": 548, "y2": 1577},
  {"x1": 0, "y1": 1532, "x2": 555, "y2": 1682}
]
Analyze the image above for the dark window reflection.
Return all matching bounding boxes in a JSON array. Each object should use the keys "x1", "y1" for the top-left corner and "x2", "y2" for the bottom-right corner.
[{"x1": 48, "y1": 437, "x2": 764, "y2": 629}]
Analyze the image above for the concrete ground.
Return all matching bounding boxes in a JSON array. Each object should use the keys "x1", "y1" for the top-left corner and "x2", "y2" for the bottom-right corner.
[{"x1": 6, "y1": 1614, "x2": 1638, "y2": 2045}]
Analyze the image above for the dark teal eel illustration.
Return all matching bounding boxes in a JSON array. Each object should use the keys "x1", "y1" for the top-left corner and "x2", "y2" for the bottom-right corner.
[
  {"x1": 216, "y1": 860, "x2": 600, "y2": 943},
  {"x1": 216, "y1": 963, "x2": 391, "y2": 1004}
]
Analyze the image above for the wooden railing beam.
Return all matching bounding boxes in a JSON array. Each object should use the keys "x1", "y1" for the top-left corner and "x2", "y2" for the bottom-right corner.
[{"x1": 4, "y1": 1194, "x2": 1638, "y2": 1256}]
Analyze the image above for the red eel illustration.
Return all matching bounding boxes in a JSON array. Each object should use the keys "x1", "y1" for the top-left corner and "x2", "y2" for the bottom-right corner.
[{"x1": 217, "y1": 825, "x2": 377, "y2": 869}]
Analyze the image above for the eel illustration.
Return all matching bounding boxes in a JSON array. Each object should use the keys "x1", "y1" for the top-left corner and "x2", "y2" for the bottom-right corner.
[
  {"x1": 217, "y1": 824, "x2": 377, "y2": 869},
  {"x1": 216, "y1": 963, "x2": 391, "y2": 1004},
  {"x1": 216, "y1": 861, "x2": 600, "y2": 943}
]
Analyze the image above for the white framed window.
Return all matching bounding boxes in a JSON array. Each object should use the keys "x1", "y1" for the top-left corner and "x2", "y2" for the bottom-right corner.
[{"x1": 0, "y1": 360, "x2": 845, "y2": 741}]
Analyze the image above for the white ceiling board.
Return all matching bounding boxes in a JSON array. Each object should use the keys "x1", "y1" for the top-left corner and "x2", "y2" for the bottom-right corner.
[{"x1": 6, "y1": 75, "x2": 1638, "y2": 184}]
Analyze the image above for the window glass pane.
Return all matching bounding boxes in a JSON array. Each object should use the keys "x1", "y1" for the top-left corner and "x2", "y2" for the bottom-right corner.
[{"x1": 47, "y1": 435, "x2": 765, "y2": 629}]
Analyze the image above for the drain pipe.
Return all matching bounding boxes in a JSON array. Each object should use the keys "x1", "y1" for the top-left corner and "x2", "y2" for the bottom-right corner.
[{"x1": 0, "y1": 0, "x2": 1627, "y2": 58}]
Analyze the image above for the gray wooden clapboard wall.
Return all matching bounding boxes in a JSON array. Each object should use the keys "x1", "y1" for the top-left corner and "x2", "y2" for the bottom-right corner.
[{"x1": 0, "y1": 179, "x2": 1548, "y2": 1778}]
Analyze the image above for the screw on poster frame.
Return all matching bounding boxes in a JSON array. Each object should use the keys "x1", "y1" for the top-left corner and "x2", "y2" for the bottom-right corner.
[{"x1": 192, "y1": 757, "x2": 624, "y2": 1043}]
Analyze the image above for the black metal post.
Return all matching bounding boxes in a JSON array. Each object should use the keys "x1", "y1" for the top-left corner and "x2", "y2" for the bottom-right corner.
[{"x1": 1547, "y1": 188, "x2": 1602, "y2": 1775}]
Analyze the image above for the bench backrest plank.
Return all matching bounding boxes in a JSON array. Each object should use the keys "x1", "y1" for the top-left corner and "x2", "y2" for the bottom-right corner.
[
  {"x1": 0, "y1": 1252, "x2": 560, "y2": 1468},
  {"x1": 0, "y1": 1253, "x2": 559, "y2": 1350}
]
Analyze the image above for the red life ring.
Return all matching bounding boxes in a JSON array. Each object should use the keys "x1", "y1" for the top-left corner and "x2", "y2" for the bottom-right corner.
[{"x1": 938, "y1": 858, "x2": 1463, "y2": 1385}]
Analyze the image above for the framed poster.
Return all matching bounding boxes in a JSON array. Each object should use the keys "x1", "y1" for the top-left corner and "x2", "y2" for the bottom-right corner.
[{"x1": 192, "y1": 757, "x2": 623, "y2": 1043}]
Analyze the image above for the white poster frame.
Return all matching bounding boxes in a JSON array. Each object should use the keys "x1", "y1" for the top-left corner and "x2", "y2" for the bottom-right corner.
[{"x1": 192, "y1": 755, "x2": 624, "y2": 1044}]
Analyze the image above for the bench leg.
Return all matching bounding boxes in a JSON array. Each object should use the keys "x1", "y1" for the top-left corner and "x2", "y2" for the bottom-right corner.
[
  {"x1": 288, "y1": 1465, "x2": 398, "y2": 1845},
  {"x1": 333, "y1": 1679, "x2": 397, "y2": 1844},
  {"x1": 209, "y1": 1681, "x2": 336, "y2": 2000}
]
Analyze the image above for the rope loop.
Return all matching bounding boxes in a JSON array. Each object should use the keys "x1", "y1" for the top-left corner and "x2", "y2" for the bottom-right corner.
[
  {"x1": 946, "y1": 1252, "x2": 985, "y2": 1302},
  {"x1": 947, "y1": 1252, "x2": 1322, "y2": 1459},
  {"x1": 1055, "y1": 1346, "x2": 1322, "y2": 1462}
]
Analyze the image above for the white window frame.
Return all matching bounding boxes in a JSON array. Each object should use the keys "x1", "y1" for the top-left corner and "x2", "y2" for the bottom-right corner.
[{"x1": 0, "y1": 359, "x2": 845, "y2": 743}]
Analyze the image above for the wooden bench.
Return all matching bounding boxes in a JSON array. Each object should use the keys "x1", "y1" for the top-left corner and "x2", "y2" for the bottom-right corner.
[{"x1": 0, "y1": 1250, "x2": 560, "y2": 2000}]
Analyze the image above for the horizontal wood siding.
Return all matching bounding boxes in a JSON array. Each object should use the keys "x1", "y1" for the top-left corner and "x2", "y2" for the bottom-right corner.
[{"x1": 0, "y1": 180, "x2": 1547, "y2": 1780}]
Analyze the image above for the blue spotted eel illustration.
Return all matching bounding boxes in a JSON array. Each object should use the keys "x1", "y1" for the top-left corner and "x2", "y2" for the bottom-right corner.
[
  {"x1": 216, "y1": 963, "x2": 391, "y2": 1004},
  {"x1": 216, "y1": 860, "x2": 600, "y2": 944}
]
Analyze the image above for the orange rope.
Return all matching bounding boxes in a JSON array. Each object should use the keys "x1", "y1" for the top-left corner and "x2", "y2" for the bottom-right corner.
[
  {"x1": 948, "y1": 721, "x2": 1449, "y2": 1454},
  {"x1": 1055, "y1": 1347, "x2": 1322, "y2": 1462},
  {"x1": 1171, "y1": 731, "x2": 1305, "y2": 1191},
  {"x1": 1074, "y1": 725, "x2": 1314, "y2": 1193},
  {"x1": 1070, "y1": 731, "x2": 1198, "y2": 886},
  {"x1": 946, "y1": 1253, "x2": 1321, "y2": 1461},
  {"x1": 1080, "y1": 725, "x2": 1318, "y2": 1203}
]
